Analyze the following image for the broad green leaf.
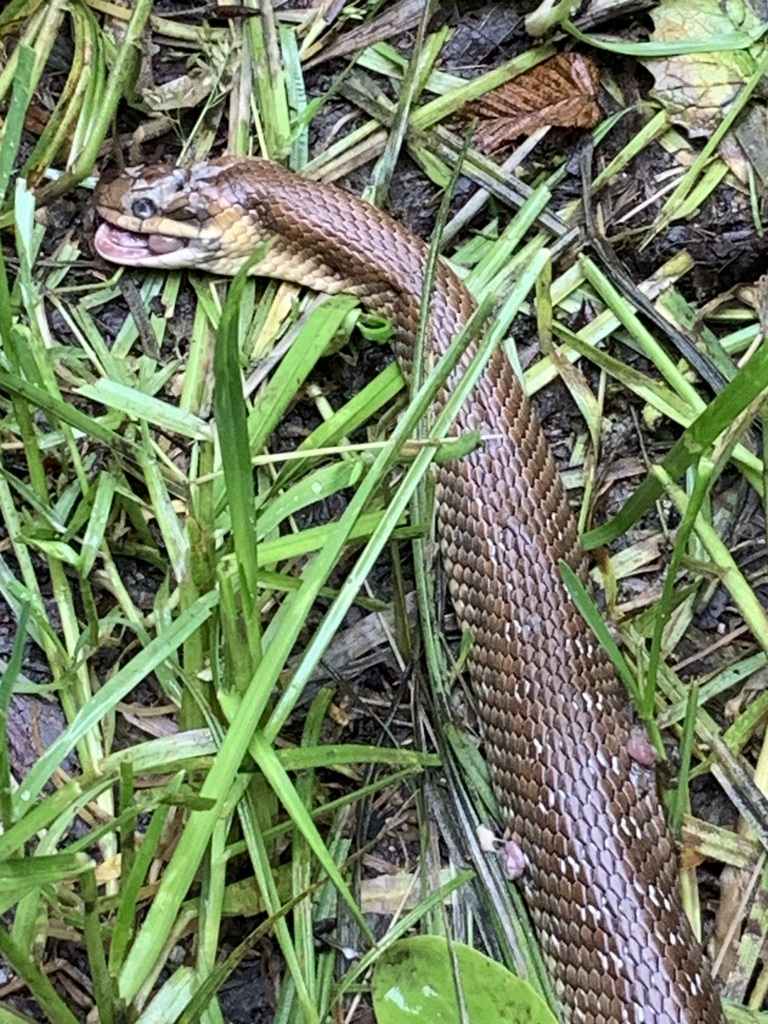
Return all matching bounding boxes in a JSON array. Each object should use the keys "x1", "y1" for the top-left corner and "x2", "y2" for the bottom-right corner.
[{"x1": 372, "y1": 936, "x2": 558, "y2": 1024}]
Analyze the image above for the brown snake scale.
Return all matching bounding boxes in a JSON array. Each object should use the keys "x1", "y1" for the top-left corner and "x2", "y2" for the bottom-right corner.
[{"x1": 95, "y1": 156, "x2": 725, "y2": 1023}]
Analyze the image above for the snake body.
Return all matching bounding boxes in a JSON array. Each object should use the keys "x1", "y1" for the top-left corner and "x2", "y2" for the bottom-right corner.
[{"x1": 94, "y1": 156, "x2": 724, "y2": 1023}]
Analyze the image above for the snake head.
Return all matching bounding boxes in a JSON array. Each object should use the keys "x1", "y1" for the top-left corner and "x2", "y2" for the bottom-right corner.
[
  {"x1": 94, "y1": 155, "x2": 428, "y2": 315},
  {"x1": 93, "y1": 157, "x2": 271, "y2": 274}
]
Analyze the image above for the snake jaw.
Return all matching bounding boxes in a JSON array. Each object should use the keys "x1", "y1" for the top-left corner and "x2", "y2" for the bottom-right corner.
[{"x1": 94, "y1": 202, "x2": 227, "y2": 269}]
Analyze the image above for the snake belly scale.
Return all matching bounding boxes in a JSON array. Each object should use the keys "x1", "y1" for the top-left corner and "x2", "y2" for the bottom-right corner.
[{"x1": 94, "y1": 155, "x2": 725, "y2": 1024}]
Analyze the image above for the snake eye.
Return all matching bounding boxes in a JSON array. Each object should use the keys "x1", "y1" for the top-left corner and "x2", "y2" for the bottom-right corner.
[{"x1": 131, "y1": 197, "x2": 156, "y2": 219}]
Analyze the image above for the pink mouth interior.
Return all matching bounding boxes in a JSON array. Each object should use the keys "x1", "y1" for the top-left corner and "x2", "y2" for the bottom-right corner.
[{"x1": 95, "y1": 222, "x2": 185, "y2": 263}]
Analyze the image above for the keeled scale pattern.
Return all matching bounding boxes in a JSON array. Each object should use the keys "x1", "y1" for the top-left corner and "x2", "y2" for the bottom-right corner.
[{"x1": 98, "y1": 158, "x2": 726, "y2": 1023}]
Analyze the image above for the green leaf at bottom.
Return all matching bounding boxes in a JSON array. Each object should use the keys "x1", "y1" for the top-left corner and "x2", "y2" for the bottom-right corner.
[{"x1": 372, "y1": 935, "x2": 558, "y2": 1024}]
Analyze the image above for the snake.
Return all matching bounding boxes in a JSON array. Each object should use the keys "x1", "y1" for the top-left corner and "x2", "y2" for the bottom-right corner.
[{"x1": 93, "y1": 155, "x2": 725, "y2": 1024}]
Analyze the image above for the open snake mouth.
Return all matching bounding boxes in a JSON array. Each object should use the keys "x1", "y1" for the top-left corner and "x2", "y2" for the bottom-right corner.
[
  {"x1": 93, "y1": 204, "x2": 219, "y2": 269},
  {"x1": 94, "y1": 221, "x2": 188, "y2": 264}
]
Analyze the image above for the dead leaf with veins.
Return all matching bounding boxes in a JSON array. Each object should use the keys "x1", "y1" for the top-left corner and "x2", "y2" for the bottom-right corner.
[
  {"x1": 462, "y1": 52, "x2": 601, "y2": 154},
  {"x1": 643, "y1": 0, "x2": 768, "y2": 138}
]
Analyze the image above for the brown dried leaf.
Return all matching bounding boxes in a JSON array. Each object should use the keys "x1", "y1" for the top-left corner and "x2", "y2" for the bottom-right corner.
[{"x1": 464, "y1": 53, "x2": 601, "y2": 154}]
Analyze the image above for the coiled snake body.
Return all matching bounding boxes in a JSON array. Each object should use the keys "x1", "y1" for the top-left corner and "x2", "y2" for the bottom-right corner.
[{"x1": 95, "y1": 156, "x2": 724, "y2": 1024}]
